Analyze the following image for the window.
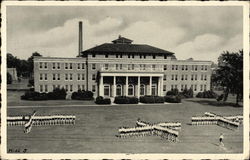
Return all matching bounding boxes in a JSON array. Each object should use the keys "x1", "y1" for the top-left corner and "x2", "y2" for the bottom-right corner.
[
  {"x1": 204, "y1": 75, "x2": 207, "y2": 81},
  {"x1": 152, "y1": 65, "x2": 156, "y2": 70},
  {"x1": 128, "y1": 64, "x2": 133, "y2": 70},
  {"x1": 140, "y1": 64, "x2": 145, "y2": 70},
  {"x1": 92, "y1": 64, "x2": 96, "y2": 70},
  {"x1": 116, "y1": 84, "x2": 122, "y2": 96},
  {"x1": 175, "y1": 65, "x2": 178, "y2": 70},
  {"x1": 82, "y1": 85, "x2": 85, "y2": 91},
  {"x1": 57, "y1": 63, "x2": 60, "y2": 69},
  {"x1": 70, "y1": 73, "x2": 73, "y2": 80},
  {"x1": 200, "y1": 85, "x2": 203, "y2": 91},
  {"x1": 201, "y1": 75, "x2": 203, "y2": 80},
  {"x1": 191, "y1": 85, "x2": 193, "y2": 90},
  {"x1": 151, "y1": 84, "x2": 157, "y2": 96},
  {"x1": 164, "y1": 65, "x2": 167, "y2": 70},
  {"x1": 104, "y1": 85, "x2": 110, "y2": 96},
  {"x1": 164, "y1": 55, "x2": 167, "y2": 59},
  {"x1": 172, "y1": 65, "x2": 175, "y2": 70},
  {"x1": 78, "y1": 85, "x2": 81, "y2": 90},
  {"x1": 163, "y1": 85, "x2": 166, "y2": 91},
  {"x1": 132, "y1": 64, "x2": 134, "y2": 70},
  {"x1": 185, "y1": 65, "x2": 188, "y2": 70},
  {"x1": 57, "y1": 85, "x2": 60, "y2": 89},
  {"x1": 175, "y1": 75, "x2": 178, "y2": 80},
  {"x1": 164, "y1": 75, "x2": 167, "y2": 81},
  {"x1": 191, "y1": 75, "x2": 194, "y2": 81},
  {"x1": 104, "y1": 64, "x2": 109, "y2": 70},
  {"x1": 44, "y1": 63, "x2": 47, "y2": 69},
  {"x1": 132, "y1": 54, "x2": 135, "y2": 58},
  {"x1": 120, "y1": 54, "x2": 123, "y2": 58},
  {"x1": 128, "y1": 54, "x2": 130, "y2": 58},
  {"x1": 40, "y1": 74, "x2": 43, "y2": 80},
  {"x1": 195, "y1": 65, "x2": 197, "y2": 71},
  {"x1": 204, "y1": 85, "x2": 207, "y2": 91},
  {"x1": 171, "y1": 85, "x2": 174, "y2": 90},
  {"x1": 128, "y1": 84, "x2": 134, "y2": 96},
  {"x1": 92, "y1": 54, "x2": 96, "y2": 58},
  {"x1": 78, "y1": 74, "x2": 81, "y2": 80},
  {"x1": 116, "y1": 64, "x2": 119, "y2": 70},
  {"x1": 205, "y1": 65, "x2": 208, "y2": 70},
  {"x1": 70, "y1": 85, "x2": 73, "y2": 92},
  {"x1": 82, "y1": 63, "x2": 85, "y2": 69},
  {"x1": 140, "y1": 84, "x2": 145, "y2": 96},
  {"x1": 185, "y1": 75, "x2": 188, "y2": 80},
  {"x1": 39, "y1": 62, "x2": 43, "y2": 69},
  {"x1": 53, "y1": 85, "x2": 56, "y2": 91},
  {"x1": 105, "y1": 54, "x2": 108, "y2": 58},
  {"x1": 182, "y1": 65, "x2": 184, "y2": 70},
  {"x1": 40, "y1": 85, "x2": 43, "y2": 92},
  {"x1": 52, "y1": 63, "x2": 56, "y2": 69},
  {"x1": 195, "y1": 75, "x2": 197, "y2": 80},
  {"x1": 65, "y1": 85, "x2": 68, "y2": 92},
  {"x1": 185, "y1": 84, "x2": 187, "y2": 89},
  {"x1": 45, "y1": 85, "x2": 48, "y2": 92},
  {"x1": 116, "y1": 54, "x2": 119, "y2": 58},
  {"x1": 77, "y1": 63, "x2": 81, "y2": 69},
  {"x1": 201, "y1": 65, "x2": 204, "y2": 70},
  {"x1": 65, "y1": 63, "x2": 68, "y2": 69},
  {"x1": 140, "y1": 55, "x2": 142, "y2": 59},
  {"x1": 181, "y1": 84, "x2": 184, "y2": 91},
  {"x1": 171, "y1": 75, "x2": 174, "y2": 80},
  {"x1": 82, "y1": 74, "x2": 85, "y2": 80},
  {"x1": 53, "y1": 74, "x2": 56, "y2": 81},
  {"x1": 92, "y1": 74, "x2": 96, "y2": 81},
  {"x1": 92, "y1": 85, "x2": 96, "y2": 92},
  {"x1": 153, "y1": 55, "x2": 156, "y2": 59},
  {"x1": 194, "y1": 85, "x2": 197, "y2": 91},
  {"x1": 65, "y1": 74, "x2": 68, "y2": 80},
  {"x1": 144, "y1": 55, "x2": 146, "y2": 59},
  {"x1": 69, "y1": 63, "x2": 73, "y2": 69},
  {"x1": 44, "y1": 74, "x2": 47, "y2": 81},
  {"x1": 175, "y1": 85, "x2": 178, "y2": 89},
  {"x1": 57, "y1": 74, "x2": 60, "y2": 80},
  {"x1": 192, "y1": 65, "x2": 194, "y2": 71},
  {"x1": 181, "y1": 75, "x2": 184, "y2": 81}
]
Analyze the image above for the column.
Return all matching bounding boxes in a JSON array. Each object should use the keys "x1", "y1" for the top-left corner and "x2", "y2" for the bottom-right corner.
[
  {"x1": 137, "y1": 76, "x2": 140, "y2": 97},
  {"x1": 158, "y1": 77, "x2": 161, "y2": 96},
  {"x1": 113, "y1": 76, "x2": 116, "y2": 97},
  {"x1": 161, "y1": 75, "x2": 164, "y2": 96},
  {"x1": 99, "y1": 75, "x2": 104, "y2": 97},
  {"x1": 125, "y1": 76, "x2": 128, "y2": 96},
  {"x1": 149, "y1": 76, "x2": 152, "y2": 96}
]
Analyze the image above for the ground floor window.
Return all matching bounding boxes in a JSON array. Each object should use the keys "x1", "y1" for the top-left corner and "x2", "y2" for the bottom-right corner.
[
  {"x1": 152, "y1": 84, "x2": 157, "y2": 96},
  {"x1": 140, "y1": 84, "x2": 145, "y2": 96},
  {"x1": 128, "y1": 84, "x2": 134, "y2": 96},
  {"x1": 116, "y1": 84, "x2": 122, "y2": 96},
  {"x1": 104, "y1": 85, "x2": 110, "y2": 96}
]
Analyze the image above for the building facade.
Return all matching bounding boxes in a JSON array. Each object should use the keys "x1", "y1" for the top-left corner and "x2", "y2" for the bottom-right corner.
[{"x1": 34, "y1": 36, "x2": 212, "y2": 98}]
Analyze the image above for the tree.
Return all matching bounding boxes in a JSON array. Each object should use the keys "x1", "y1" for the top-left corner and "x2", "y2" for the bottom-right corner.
[
  {"x1": 213, "y1": 50, "x2": 243, "y2": 105},
  {"x1": 27, "y1": 52, "x2": 42, "y2": 76}
]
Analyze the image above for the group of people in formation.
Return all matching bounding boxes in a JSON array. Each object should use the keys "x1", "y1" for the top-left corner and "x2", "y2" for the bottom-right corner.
[
  {"x1": 191, "y1": 116, "x2": 218, "y2": 125},
  {"x1": 136, "y1": 119, "x2": 182, "y2": 130},
  {"x1": 7, "y1": 115, "x2": 76, "y2": 126}
]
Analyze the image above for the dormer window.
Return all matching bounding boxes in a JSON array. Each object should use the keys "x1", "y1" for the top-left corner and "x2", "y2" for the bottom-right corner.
[{"x1": 105, "y1": 54, "x2": 108, "y2": 58}]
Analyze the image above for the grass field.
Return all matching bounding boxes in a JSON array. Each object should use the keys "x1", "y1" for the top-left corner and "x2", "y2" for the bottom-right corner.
[{"x1": 7, "y1": 92, "x2": 243, "y2": 153}]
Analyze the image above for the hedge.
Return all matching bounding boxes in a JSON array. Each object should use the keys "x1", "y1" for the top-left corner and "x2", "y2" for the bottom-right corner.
[
  {"x1": 140, "y1": 96, "x2": 165, "y2": 103},
  {"x1": 196, "y1": 90, "x2": 217, "y2": 98},
  {"x1": 21, "y1": 88, "x2": 67, "y2": 100},
  {"x1": 166, "y1": 88, "x2": 179, "y2": 96},
  {"x1": 165, "y1": 95, "x2": 181, "y2": 103},
  {"x1": 114, "y1": 96, "x2": 139, "y2": 104},
  {"x1": 95, "y1": 96, "x2": 111, "y2": 105},
  {"x1": 71, "y1": 90, "x2": 94, "y2": 100},
  {"x1": 180, "y1": 88, "x2": 194, "y2": 98}
]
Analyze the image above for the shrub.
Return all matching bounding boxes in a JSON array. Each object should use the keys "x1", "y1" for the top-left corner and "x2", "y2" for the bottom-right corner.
[
  {"x1": 21, "y1": 91, "x2": 48, "y2": 100},
  {"x1": 166, "y1": 88, "x2": 179, "y2": 96},
  {"x1": 140, "y1": 96, "x2": 165, "y2": 103},
  {"x1": 71, "y1": 90, "x2": 94, "y2": 100},
  {"x1": 114, "y1": 96, "x2": 139, "y2": 104},
  {"x1": 196, "y1": 90, "x2": 217, "y2": 98},
  {"x1": 180, "y1": 88, "x2": 193, "y2": 98},
  {"x1": 95, "y1": 96, "x2": 111, "y2": 105},
  {"x1": 47, "y1": 88, "x2": 67, "y2": 100},
  {"x1": 164, "y1": 95, "x2": 181, "y2": 103}
]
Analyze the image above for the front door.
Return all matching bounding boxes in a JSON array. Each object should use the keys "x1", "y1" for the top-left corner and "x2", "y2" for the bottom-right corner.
[{"x1": 104, "y1": 85, "x2": 110, "y2": 97}]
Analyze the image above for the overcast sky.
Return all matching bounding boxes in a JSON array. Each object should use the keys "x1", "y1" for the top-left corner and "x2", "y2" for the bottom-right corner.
[{"x1": 7, "y1": 5, "x2": 243, "y2": 62}]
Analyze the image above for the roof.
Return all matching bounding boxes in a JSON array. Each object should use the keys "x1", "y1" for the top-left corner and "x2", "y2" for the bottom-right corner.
[
  {"x1": 112, "y1": 35, "x2": 133, "y2": 44},
  {"x1": 82, "y1": 43, "x2": 175, "y2": 56}
]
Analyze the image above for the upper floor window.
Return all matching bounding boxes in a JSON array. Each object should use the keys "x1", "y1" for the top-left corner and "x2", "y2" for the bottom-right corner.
[
  {"x1": 82, "y1": 63, "x2": 85, "y2": 69},
  {"x1": 57, "y1": 74, "x2": 60, "y2": 80},
  {"x1": 175, "y1": 65, "x2": 178, "y2": 70},
  {"x1": 105, "y1": 54, "x2": 108, "y2": 58},
  {"x1": 69, "y1": 63, "x2": 73, "y2": 69},
  {"x1": 185, "y1": 65, "x2": 188, "y2": 70},
  {"x1": 201, "y1": 75, "x2": 203, "y2": 80},
  {"x1": 201, "y1": 65, "x2": 204, "y2": 70},
  {"x1": 181, "y1": 75, "x2": 184, "y2": 81},
  {"x1": 164, "y1": 75, "x2": 167, "y2": 81},
  {"x1": 172, "y1": 65, "x2": 175, "y2": 70},
  {"x1": 140, "y1": 55, "x2": 142, "y2": 59},
  {"x1": 44, "y1": 63, "x2": 48, "y2": 69},
  {"x1": 171, "y1": 75, "x2": 174, "y2": 80},
  {"x1": 53, "y1": 74, "x2": 56, "y2": 81},
  {"x1": 39, "y1": 62, "x2": 43, "y2": 69},
  {"x1": 104, "y1": 64, "x2": 109, "y2": 70},
  {"x1": 205, "y1": 65, "x2": 208, "y2": 70},
  {"x1": 82, "y1": 74, "x2": 85, "y2": 80},
  {"x1": 92, "y1": 85, "x2": 96, "y2": 92},
  {"x1": 52, "y1": 63, "x2": 56, "y2": 69},
  {"x1": 128, "y1": 54, "x2": 131, "y2": 58},
  {"x1": 77, "y1": 63, "x2": 81, "y2": 69},
  {"x1": 92, "y1": 64, "x2": 96, "y2": 70},
  {"x1": 195, "y1": 65, "x2": 198, "y2": 71},
  {"x1": 132, "y1": 54, "x2": 135, "y2": 58},
  {"x1": 185, "y1": 75, "x2": 188, "y2": 80},
  {"x1": 92, "y1": 74, "x2": 96, "y2": 81},
  {"x1": 175, "y1": 75, "x2": 178, "y2": 80},
  {"x1": 191, "y1": 75, "x2": 194, "y2": 81},
  {"x1": 182, "y1": 65, "x2": 184, "y2": 70},
  {"x1": 69, "y1": 73, "x2": 73, "y2": 80},
  {"x1": 65, "y1": 63, "x2": 68, "y2": 69},
  {"x1": 153, "y1": 55, "x2": 156, "y2": 59},
  {"x1": 164, "y1": 55, "x2": 167, "y2": 59},
  {"x1": 57, "y1": 63, "x2": 61, "y2": 69},
  {"x1": 116, "y1": 64, "x2": 122, "y2": 70},
  {"x1": 144, "y1": 55, "x2": 146, "y2": 59},
  {"x1": 65, "y1": 74, "x2": 68, "y2": 80},
  {"x1": 164, "y1": 65, "x2": 167, "y2": 70},
  {"x1": 204, "y1": 75, "x2": 207, "y2": 81},
  {"x1": 152, "y1": 65, "x2": 156, "y2": 70},
  {"x1": 92, "y1": 54, "x2": 96, "y2": 58},
  {"x1": 116, "y1": 54, "x2": 119, "y2": 58}
]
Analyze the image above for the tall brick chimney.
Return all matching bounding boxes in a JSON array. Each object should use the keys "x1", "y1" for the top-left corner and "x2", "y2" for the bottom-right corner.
[{"x1": 78, "y1": 21, "x2": 83, "y2": 57}]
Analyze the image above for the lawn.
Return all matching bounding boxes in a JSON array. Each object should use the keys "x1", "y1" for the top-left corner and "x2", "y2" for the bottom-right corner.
[{"x1": 7, "y1": 96, "x2": 243, "y2": 153}]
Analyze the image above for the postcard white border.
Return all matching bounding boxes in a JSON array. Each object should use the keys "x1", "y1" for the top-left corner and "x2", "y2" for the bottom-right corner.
[{"x1": 1, "y1": 1, "x2": 249, "y2": 159}]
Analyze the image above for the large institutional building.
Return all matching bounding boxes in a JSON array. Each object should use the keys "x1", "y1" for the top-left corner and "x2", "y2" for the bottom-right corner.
[{"x1": 34, "y1": 22, "x2": 212, "y2": 98}]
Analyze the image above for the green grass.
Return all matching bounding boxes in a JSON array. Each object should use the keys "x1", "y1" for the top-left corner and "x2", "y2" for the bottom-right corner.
[{"x1": 7, "y1": 97, "x2": 243, "y2": 153}]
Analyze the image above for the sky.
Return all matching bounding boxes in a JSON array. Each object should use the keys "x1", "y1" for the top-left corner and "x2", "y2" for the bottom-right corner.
[{"x1": 6, "y1": 5, "x2": 243, "y2": 62}]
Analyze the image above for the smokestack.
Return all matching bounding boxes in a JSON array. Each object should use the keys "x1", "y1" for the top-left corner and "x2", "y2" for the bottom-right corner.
[{"x1": 78, "y1": 21, "x2": 83, "y2": 57}]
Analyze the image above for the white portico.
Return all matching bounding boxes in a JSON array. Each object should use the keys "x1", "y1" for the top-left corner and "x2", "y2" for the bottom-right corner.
[{"x1": 99, "y1": 72, "x2": 164, "y2": 98}]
